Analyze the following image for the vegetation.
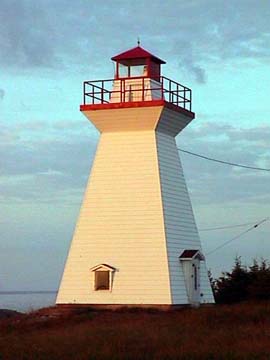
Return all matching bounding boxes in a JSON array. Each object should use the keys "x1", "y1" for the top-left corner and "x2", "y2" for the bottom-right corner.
[
  {"x1": 1, "y1": 259, "x2": 270, "y2": 359},
  {"x1": 212, "y1": 257, "x2": 270, "y2": 304},
  {"x1": 1, "y1": 302, "x2": 270, "y2": 359}
]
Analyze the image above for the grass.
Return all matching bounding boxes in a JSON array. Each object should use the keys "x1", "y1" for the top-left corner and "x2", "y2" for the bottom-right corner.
[{"x1": 1, "y1": 302, "x2": 270, "y2": 359}]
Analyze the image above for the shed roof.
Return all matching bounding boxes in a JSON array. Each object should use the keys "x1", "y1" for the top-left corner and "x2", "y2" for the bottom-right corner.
[
  {"x1": 111, "y1": 46, "x2": 166, "y2": 64},
  {"x1": 179, "y1": 250, "x2": 205, "y2": 261}
]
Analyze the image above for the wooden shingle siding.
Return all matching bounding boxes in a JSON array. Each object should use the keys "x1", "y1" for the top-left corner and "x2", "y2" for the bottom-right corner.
[{"x1": 156, "y1": 129, "x2": 214, "y2": 304}]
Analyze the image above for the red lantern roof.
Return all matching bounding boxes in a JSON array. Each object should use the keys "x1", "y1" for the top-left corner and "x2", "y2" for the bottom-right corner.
[{"x1": 111, "y1": 46, "x2": 166, "y2": 64}]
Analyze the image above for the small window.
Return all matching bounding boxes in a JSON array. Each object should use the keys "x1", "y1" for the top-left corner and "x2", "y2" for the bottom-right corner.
[
  {"x1": 95, "y1": 271, "x2": 110, "y2": 290},
  {"x1": 91, "y1": 263, "x2": 115, "y2": 292}
]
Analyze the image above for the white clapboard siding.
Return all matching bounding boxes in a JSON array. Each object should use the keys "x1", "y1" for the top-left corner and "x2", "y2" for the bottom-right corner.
[
  {"x1": 57, "y1": 129, "x2": 172, "y2": 305},
  {"x1": 110, "y1": 79, "x2": 162, "y2": 103},
  {"x1": 156, "y1": 130, "x2": 214, "y2": 304},
  {"x1": 57, "y1": 104, "x2": 214, "y2": 306}
]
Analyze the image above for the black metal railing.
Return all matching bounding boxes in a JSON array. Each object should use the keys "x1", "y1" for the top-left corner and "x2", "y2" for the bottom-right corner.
[{"x1": 83, "y1": 76, "x2": 192, "y2": 111}]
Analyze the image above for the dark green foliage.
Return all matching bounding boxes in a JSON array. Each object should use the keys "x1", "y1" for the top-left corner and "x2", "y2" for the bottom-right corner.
[{"x1": 213, "y1": 257, "x2": 270, "y2": 304}]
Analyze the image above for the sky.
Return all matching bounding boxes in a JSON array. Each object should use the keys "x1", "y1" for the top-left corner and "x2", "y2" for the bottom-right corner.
[{"x1": 0, "y1": 0, "x2": 270, "y2": 293}]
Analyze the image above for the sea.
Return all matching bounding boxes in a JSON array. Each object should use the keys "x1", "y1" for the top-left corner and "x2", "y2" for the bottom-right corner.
[{"x1": 0, "y1": 291, "x2": 57, "y2": 313}]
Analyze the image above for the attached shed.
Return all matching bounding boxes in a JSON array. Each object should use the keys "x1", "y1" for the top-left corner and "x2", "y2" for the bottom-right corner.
[{"x1": 179, "y1": 250, "x2": 205, "y2": 306}]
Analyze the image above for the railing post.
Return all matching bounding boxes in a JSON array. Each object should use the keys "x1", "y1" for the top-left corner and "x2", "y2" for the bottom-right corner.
[
  {"x1": 190, "y1": 90, "x2": 192, "y2": 111},
  {"x1": 184, "y1": 88, "x2": 186, "y2": 109},
  {"x1": 84, "y1": 82, "x2": 86, "y2": 105},
  {"x1": 92, "y1": 84, "x2": 94, "y2": 104},
  {"x1": 142, "y1": 77, "x2": 144, "y2": 101},
  {"x1": 169, "y1": 79, "x2": 171, "y2": 103},
  {"x1": 118, "y1": 79, "x2": 123, "y2": 102},
  {"x1": 101, "y1": 80, "x2": 104, "y2": 103}
]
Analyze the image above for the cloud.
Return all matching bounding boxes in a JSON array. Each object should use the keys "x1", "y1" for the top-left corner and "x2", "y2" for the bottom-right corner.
[
  {"x1": 0, "y1": 120, "x2": 98, "y2": 203},
  {"x1": 0, "y1": 134, "x2": 96, "y2": 178},
  {"x1": 0, "y1": 0, "x2": 269, "y2": 80},
  {"x1": 174, "y1": 40, "x2": 207, "y2": 83},
  {"x1": 0, "y1": 89, "x2": 5, "y2": 99},
  {"x1": 188, "y1": 65, "x2": 206, "y2": 84},
  {"x1": 177, "y1": 122, "x2": 270, "y2": 205},
  {"x1": 0, "y1": 0, "x2": 58, "y2": 69}
]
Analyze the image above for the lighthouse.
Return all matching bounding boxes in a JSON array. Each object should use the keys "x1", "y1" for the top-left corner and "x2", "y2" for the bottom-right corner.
[{"x1": 56, "y1": 45, "x2": 214, "y2": 307}]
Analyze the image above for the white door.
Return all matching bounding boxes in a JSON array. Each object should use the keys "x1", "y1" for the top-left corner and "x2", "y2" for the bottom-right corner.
[{"x1": 191, "y1": 260, "x2": 200, "y2": 305}]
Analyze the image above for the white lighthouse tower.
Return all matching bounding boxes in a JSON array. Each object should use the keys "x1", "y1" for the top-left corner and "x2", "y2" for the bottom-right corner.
[{"x1": 57, "y1": 45, "x2": 214, "y2": 307}]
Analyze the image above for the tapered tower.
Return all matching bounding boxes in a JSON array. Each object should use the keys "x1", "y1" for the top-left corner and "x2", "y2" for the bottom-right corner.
[{"x1": 57, "y1": 45, "x2": 214, "y2": 307}]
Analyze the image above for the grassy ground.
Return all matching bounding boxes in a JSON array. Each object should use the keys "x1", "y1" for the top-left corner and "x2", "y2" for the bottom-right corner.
[{"x1": 1, "y1": 302, "x2": 270, "y2": 359}]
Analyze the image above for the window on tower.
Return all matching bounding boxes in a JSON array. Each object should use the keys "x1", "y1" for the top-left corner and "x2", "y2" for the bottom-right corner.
[
  {"x1": 90, "y1": 264, "x2": 115, "y2": 291},
  {"x1": 95, "y1": 271, "x2": 110, "y2": 290}
]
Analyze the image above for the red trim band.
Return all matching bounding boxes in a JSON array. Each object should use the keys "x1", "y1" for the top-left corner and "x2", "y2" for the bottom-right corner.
[{"x1": 80, "y1": 100, "x2": 195, "y2": 118}]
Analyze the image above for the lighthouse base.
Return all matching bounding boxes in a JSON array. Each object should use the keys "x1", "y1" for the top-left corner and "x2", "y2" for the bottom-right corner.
[{"x1": 56, "y1": 303, "x2": 205, "y2": 312}]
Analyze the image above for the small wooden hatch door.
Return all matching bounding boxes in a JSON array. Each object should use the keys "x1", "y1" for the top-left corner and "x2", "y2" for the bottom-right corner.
[{"x1": 90, "y1": 264, "x2": 115, "y2": 291}]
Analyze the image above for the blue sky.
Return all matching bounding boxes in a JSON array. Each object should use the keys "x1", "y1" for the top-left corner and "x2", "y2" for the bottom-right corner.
[{"x1": 0, "y1": 0, "x2": 270, "y2": 292}]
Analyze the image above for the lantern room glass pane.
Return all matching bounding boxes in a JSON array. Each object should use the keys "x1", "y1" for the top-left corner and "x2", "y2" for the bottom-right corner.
[
  {"x1": 119, "y1": 64, "x2": 129, "y2": 77},
  {"x1": 130, "y1": 65, "x2": 146, "y2": 77}
]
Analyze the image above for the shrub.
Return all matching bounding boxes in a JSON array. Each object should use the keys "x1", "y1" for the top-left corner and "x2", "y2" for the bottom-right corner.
[{"x1": 213, "y1": 257, "x2": 270, "y2": 303}]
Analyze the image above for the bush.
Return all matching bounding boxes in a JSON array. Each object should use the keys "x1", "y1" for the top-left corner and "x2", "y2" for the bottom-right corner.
[{"x1": 213, "y1": 257, "x2": 270, "y2": 304}]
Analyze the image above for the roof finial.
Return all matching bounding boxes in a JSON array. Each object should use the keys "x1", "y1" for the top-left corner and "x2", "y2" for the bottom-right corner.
[{"x1": 137, "y1": 37, "x2": 140, "y2": 46}]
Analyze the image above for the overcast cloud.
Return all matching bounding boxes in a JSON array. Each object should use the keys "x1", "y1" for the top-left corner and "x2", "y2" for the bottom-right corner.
[{"x1": 1, "y1": 1, "x2": 270, "y2": 81}]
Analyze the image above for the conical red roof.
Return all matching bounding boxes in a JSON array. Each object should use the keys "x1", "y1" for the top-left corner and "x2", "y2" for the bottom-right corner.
[{"x1": 111, "y1": 46, "x2": 166, "y2": 64}]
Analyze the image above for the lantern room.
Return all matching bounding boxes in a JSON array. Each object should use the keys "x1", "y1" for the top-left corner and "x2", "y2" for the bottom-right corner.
[
  {"x1": 81, "y1": 45, "x2": 193, "y2": 114},
  {"x1": 111, "y1": 45, "x2": 166, "y2": 80}
]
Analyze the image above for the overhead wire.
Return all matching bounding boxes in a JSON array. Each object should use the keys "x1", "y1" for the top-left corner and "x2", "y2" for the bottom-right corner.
[
  {"x1": 199, "y1": 222, "x2": 257, "y2": 232},
  {"x1": 178, "y1": 148, "x2": 270, "y2": 172},
  {"x1": 206, "y1": 217, "x2": 269, "y2": 256},
  {"x1": 177, "y1": 148, "x2": 270, "y2": 251}
]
